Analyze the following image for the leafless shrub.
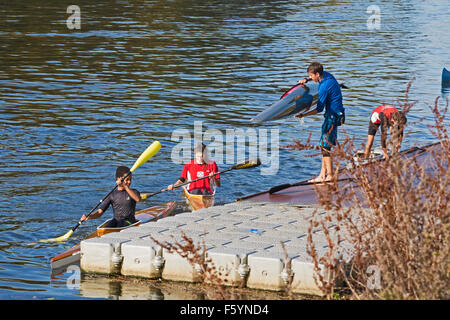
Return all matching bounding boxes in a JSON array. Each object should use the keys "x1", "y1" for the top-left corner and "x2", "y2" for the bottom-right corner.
[
  {"x1": 283, "y1": 131, "x2": 323, "y2": 158},
  {"x1": 291, "y1": 80, "x2": 449, "y2": 299}
]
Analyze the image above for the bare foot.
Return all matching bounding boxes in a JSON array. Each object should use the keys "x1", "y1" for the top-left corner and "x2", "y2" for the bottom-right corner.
[
  {"x1": 324, "y1": 175, "x2": 333, "y2": 182},
  {"x1": 308, "y1": 176, "x2": 325, "y2": 183}
]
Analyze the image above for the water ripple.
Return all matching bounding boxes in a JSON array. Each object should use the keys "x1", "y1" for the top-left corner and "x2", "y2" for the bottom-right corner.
[{"x1": 0, "y1": 0, "x2": 448, "y2": 299}]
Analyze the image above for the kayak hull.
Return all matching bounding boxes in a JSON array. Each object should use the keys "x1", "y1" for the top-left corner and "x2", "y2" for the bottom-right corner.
[
  {"x1": 95, "y1": 219, "x2": 141, "y2": 237},
  {"x1": 50, "y1": 201, "x2": 177, "y2": 272},
  {"x1": 442, "y1": 67, "x2": 450, "y2": 87},
  {"x1": 251, "y1": 82, "x2": 319, "y2": 123},
  {"x1": 183, "y1": 188, "x2": 215, "y2": 211}
]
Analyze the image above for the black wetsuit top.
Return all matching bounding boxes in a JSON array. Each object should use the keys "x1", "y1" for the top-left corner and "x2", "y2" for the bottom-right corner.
[{"x1": 99, "y1": 188, "x2": 140, "y2": 227}]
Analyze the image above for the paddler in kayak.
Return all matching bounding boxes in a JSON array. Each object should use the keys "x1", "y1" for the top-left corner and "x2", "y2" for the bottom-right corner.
[
  {"x1": 165, "y1": 142, "x2": 220, "y2": 195},
  {"x1": 363, "y1": 104, "x2": 407, "y2": 160},
  {"x1": 80, "y1": 166, "x2": 141, "y2": 227},
  {"x1": 295, "y1": 62, "x2": 345, "y2": 183}
]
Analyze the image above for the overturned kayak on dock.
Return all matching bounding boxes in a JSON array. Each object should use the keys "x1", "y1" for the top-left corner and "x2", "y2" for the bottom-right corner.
[{"x1": 50, "y1": 201, "x2": 176, "y2": 273}]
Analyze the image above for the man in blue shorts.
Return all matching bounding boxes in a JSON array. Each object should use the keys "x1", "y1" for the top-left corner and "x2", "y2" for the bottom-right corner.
[{"x1": 295, "y1": 62, "x2": 345, "y2": 183}]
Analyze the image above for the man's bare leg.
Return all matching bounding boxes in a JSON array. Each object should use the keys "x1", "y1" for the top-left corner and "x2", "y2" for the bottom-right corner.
[
  {"x1": 323, "y1": 154, "x2": 333, "y2": 181},
  {"x1": 308, "y1": 150, "x2": 332, "y2": 183}
]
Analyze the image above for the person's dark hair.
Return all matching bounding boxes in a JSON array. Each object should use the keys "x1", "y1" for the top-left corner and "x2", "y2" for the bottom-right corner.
[
  {"x1": 307, "y1": 62, "x2": 323, "y2": 76},
  {"x1": 116, "y1": 166, "x2": 130, "y2": 179}
]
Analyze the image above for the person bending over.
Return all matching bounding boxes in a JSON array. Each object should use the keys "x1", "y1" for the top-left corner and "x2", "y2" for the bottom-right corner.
[{"x1": 363, "y1": 104, "x2": 407, "y2": 160}]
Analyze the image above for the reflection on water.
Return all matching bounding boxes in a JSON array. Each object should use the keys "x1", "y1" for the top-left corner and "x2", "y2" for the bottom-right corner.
[
  {"x1": 79, "y1": 274, "x2": 202, "y2": 300},
  {"x1": 53, "y1": 265, "x2": 307, "y2": 300},
  {"x1": 442, "y1": 89, "x2": 450, "y2": 102},
  {"x1": 0, "y1": 0, "x2": 449, "y2": 299}
]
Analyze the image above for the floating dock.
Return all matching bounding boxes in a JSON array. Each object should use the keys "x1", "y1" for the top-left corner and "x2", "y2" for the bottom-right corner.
[
  {"x1": 78, "y1": 143, "x2": 439, "y2": 296},
  {"x1": 80, "y1": 201, "x2": 351, "y2": 296}
]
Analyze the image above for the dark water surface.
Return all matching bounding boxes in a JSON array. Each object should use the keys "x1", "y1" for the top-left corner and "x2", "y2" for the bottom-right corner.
[{"x1": 0, "y1": 0, "x2": 449, "y2": 299}]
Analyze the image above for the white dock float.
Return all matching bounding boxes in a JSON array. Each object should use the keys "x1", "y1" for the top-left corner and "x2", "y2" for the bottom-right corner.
[
  {"x1": 80, "y1": 202, "x2": 346, "y2": 295},
  {"x1": 120, "y1": 239, "x2": 163, "y2": 279}
]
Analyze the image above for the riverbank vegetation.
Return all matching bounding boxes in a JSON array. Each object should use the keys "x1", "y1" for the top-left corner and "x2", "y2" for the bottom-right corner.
[
  {"x1": 150, "y1": 81, "x2": 448, "y2": 300},
  {"x1": 302, "y1": 81, "x2": 449, "y2": 299}
]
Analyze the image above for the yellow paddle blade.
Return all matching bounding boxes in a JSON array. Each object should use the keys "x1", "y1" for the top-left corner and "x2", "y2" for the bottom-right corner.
[
  {"x1": 130, "y1": 141, "x2": 161, "y2": 173},
  {"x1": 41, "y1": 142, "x2": 161, "y2": 243},
  {"x1": 140, "y1": 193, "x2": 148, "y2": 200},
  {"x1": 232, "y1": 158, "x2": 261, "y2": 170},
  {"x1": 40, "y1": 230, "x2": 74, "y2": 243}
]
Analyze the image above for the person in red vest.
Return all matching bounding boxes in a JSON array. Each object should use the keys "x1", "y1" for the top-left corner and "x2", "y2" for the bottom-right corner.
[
  {"x1": 363, "y1": 104, "x2": 407, "y2": 160},
  {"x1": 166, "y1": 142, "x2": 220, "y2": 195}
]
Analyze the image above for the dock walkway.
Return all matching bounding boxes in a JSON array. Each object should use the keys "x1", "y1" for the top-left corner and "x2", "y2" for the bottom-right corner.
[
  {"x1": 80, "y1": 201, "x2": 352, "y2": 295},
  {"x1": 80, "y1": 144, "x2": 439, "y2": 295}
]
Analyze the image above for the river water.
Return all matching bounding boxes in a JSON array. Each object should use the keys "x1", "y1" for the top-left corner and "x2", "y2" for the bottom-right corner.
[{"x1": 0, "y1": 0, "x2": 448, "y2": 299}]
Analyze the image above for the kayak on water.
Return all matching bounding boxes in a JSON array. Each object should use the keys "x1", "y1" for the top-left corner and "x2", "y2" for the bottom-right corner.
[
  {"x1": 50, "y1": 201, "x2": 177, "y2": 273},
  {"x1": 183, "y1": 187, "x2": 215, "y2": 211},
  {"x1": 442, "y1": 67, "x2": 450, "y2": 87}
]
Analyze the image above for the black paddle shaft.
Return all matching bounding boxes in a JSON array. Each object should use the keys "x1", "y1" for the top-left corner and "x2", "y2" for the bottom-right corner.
[
  {"x1": 141, "y1": 159, "x2": 261, "y2": 200},
  {"x1": 268, "y1": 177, "x2": 353, "y2": 194},
  {"x1": 143, "y1": 168, "x2": 232, "y2": 198}
]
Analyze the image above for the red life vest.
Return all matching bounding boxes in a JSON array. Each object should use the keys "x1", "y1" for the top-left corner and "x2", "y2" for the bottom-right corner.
[
  {"x1": 180, "y1": 160, "x2": 220, "y2": 194},
  {"x1": 371, "y1": 105, "x2": 398, "y2": 124}
]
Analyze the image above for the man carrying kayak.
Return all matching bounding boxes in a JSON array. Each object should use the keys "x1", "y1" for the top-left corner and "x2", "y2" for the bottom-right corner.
[
  {"x1": 80, "y1": 166, "x2": 141, "y2": 227},
  {"x1": 166, "y1": 142, "x2": 220, "y2": 194},
  {"x1": 363, "y1": 104, "x2": 407, "y2": 160},
  {"x1": 295, "y1": 62, "x2": 345, "y2": 183}
]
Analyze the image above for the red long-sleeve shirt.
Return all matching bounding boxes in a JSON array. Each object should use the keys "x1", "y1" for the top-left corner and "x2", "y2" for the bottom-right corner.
[{"x1": 180, "y1": 160, "x2": 220, "y2": 194}]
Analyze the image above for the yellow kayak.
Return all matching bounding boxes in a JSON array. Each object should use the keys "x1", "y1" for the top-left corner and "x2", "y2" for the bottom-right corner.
[{"x1": 183, "y1": 188, "x2": 215, "y2": 211}]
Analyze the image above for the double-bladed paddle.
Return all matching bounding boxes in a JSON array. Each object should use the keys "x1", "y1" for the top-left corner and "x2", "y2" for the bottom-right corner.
[
  {"x1": 140, "y1": 158, "x2": 261, "y2": 200},
  {"x1": 267, "y1": 177, "x2": 353, "y2": 194},
  {"x1": 41, "y1": 141, "x2": 162, "y2": 242}
]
